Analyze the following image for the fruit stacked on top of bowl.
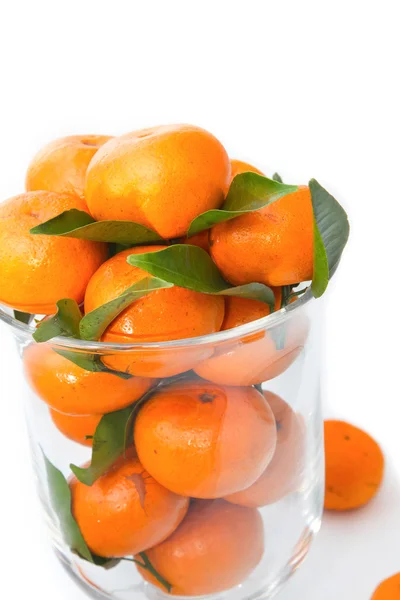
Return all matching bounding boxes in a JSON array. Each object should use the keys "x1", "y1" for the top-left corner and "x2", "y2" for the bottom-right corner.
[{"x1": 0, "y1": 124, "x2": 349, "y2": 595}]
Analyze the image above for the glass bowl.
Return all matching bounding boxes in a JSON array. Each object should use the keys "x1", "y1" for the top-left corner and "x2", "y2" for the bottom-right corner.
[{"x1": 0, "y1": 289, "x2": 324, "y2": 600}]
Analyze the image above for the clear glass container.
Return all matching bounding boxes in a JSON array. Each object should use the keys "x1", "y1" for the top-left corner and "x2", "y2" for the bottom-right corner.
[{"x1": 0, "y1": 289, "x2": 324, "y2": 600}]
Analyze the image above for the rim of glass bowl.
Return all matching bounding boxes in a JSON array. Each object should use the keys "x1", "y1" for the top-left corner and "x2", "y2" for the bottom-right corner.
[{"x1": 0, "y1": 286, "x2": 314, "y2": 352}]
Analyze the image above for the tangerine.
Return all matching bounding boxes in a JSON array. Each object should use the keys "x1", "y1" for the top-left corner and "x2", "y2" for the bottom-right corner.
[
  {"x1": 220, "y1": 289, "x2": 282, "y2": 332},
  {"x1": 182, "y1": 230, "x2": 210, "y2": 253},
  {"x1": 371, "y1": 573, "x2": 400, "y2": 599},
  {"x1": 50, "y1": 409, "x2": 101, "y2": 446},
  {"x1": 84, "y1": 246, "x2": 224, "y2": 377},
  {"x1": 210, "y1": 186, "x2": 313, "y2": 287},
  {"x1": 70, "y1": 453, "x2": 189, "y2": 557},
  {"x1": 230, "y1": 158, "x2": 264, "y2": 181},
  {"x1": 134, "y1": 379, "x2": 276, "y2": 498},
  {"x1": 26, "y1": 134, "x2": 111, "y2": 199},
  {"x1": 195, "y1": 310, "x2": 308, "y2": 386},
  {"x1": 137, "y1": 499, "x2": 264, "y2": 596},
  {"x1": 181, "y1": 159, "x2": 264, "y2": 252},
  {"x1": 85, "y1": 124, "x2": 231, "y2": 239},
  {"x1": 0, "y1": 191, "x2": 107, "y2": 313},
  {"x1": 324, "y1": 420, "x2": 385, "y2": 510},
  {"x1": 23, "y1": 343, "x2": 153, "y2": 415},
  {"x1": 226, "y1": 392, "x2": 305, "y2": 506}
]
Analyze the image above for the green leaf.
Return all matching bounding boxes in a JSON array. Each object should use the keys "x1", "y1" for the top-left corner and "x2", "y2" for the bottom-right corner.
[
  {"x1": 284, "y1": 286, "x2": 309, "y2": 305},
  {"x1": 70, "y1": 375, "x2": 191, "y2": 487},
  {"x1": 79, "y1": 277, "x2": 174, "y2": 341},
  {"x1": 55, "y1": 349, "x2": 133, "y2": 380},
  {"x1": 14, "y1": 310, "x2": 33, "y2": 325},
  {"x1": 272, "y1": 172, "x2": 283, "y2": 183},
  {"x1": 188, "y1": 173, "x2": 297, "y2": 236},
  {"x1": 121, "y1": 555, "x2": 172, "y2": 592},
  {"x1": 44, "y1": 452, "x2": 93, "y2": 561},
  {"x1": 218, "y1": 283, "x2": 276, "y2": 306},
  {"x1": 127, "y1": 245, "x2": 276, "y2": 308},
  {"x1": 30, "y1": 209, "x2": 162, "y2": 245},
  {"x1": 70, "y1": 405, "x2": 136, "y2": 486},
  {"x1": 310, "y1": 179, "x2": 350, "y2": 298},
  {"x1": 311, "y1": 219, "x2": 329, "y2": 297},
  {"x1": 137, "y1": 553, "x2": 172, "y2": 593},
  {"x1": 43, "y1": 452, "x2": 118, "y2": 567},
  {"x1": 33, "y1": 299, "x2": 82, "y2": 343}
]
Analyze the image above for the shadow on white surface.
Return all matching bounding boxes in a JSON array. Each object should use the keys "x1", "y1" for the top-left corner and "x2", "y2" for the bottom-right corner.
[
  {"x1": 281, "y1": 461, "x2": 400, "y2": 599},
  {"x1": 33, "y1": 462, "x2": 400, "y2": 600}
]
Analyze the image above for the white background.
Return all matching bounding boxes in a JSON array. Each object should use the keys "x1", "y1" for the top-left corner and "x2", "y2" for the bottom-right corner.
[{"x1": 0, "y1": 1, "x2": 399, "y2": 598}]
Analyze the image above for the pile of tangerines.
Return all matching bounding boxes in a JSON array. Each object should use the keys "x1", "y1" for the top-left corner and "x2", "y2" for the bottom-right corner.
[{"x1": 0, "y1": 124, "x2": 372, "y2": 596}]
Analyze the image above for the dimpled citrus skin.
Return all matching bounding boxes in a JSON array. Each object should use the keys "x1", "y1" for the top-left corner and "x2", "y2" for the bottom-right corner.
[
  {"x1": 84, "y1": 246, "x2": 224, "y2": 377},
  {"x1": 220, "y1": 288, "x2": 282, "y2": 332},
  {"x1": 23, "y1": 344, "x2": 153, "y2": 415},
  {"x1": 84, "y1": 124, "x2": 231, "y2": 239},
  {"x1": 0, "y1": 191, "x2": 107, "y2": 314},
  {"x1": 134, "y1": 380, "x2": 277, "y2": 498},
  {"x1": 50, "y1": 409, "x2": 101, "y2": 447},
  {"x1": 222, "y1": 296, "x2": 271, "y2": 329},
  {"x1": 70, "y1": 454, "x2": 189, "y2": 558},
  {"x1": 180, "y1": 159, "x2": 263, "y2": 253},
  {"x1": 195, "y1": 310, "x2": 308, "y2": 387},
  {"x1": 229, "y1": 158, "x2": 264, "y2": 181},
  {"x1": 26, "y1": 134, "x2": 112, "y2": 199},
  {"x1": 371, "y1": 573, "x2": 400, "y2": 599},
  {"x1": 182, "y1": 230, "x2": 210, "y2": 253},
  {"x1": 137, "y1": 499, "x2": 264, "y2": 596},
  {"x1": 195, "y1": 341, "x2": 303, "y2": 387},
  {"x1": 84, "y1": 246, "x2": 225, "y2": 343},
  {"x1": 210, "y1": 186, "x2": 313, "y2": 287},
  {"x1": 226, "y1": 392, "x2": 305, "y2": 507},
  {"x1": 324, "y1": 420, "x2": 385, "y2": 511}
]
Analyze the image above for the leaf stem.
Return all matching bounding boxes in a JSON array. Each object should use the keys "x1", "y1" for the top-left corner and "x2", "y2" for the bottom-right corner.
[
  {"x1": 280, "y1": 285, "x2": 293, "y2": 308},
  {"x1": 121, "y1": 554, "x2": 172, "y2": 593},
  {"x1": 284, "y1": 287, "x2": 309, "y2": 305}
]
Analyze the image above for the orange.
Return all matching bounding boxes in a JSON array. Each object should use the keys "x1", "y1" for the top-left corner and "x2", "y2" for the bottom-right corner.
[
  {"x1": 220, "y1": 288, "x2": 282, "y2": 332},
  {"x1": 84, "y1": 124, "x2": 231, "y2": 239},
  {"x1": 70, "y1": 453, "x2": 189, "y2": 558},
  {"x1": 50, "y1": 409, "x2": 101, "y2": 446},
  {"x1": 222, "y1": 296, "x2": 271, "y2": 329},
  {"x1": 23, "y1": 343, "x2": 153, "y2": 415},
  {"x1": 181, "y1": 159, "x2": 264, "y2": 253},
  {"x1": 226, "y1": 392, "x2": 305, "y2": 506},
  {"x1": 26, "y1": 135, "x2": 112, "y2": 199},
  {"x1": 182, "y1": 230, "x2": 210, "y2": 253},
  {"x1": 230, "y1": 158, "x2": 264, "y2": 181},
  {"x1": 210, "y1": 186, "x2": 313, "y2": 287},
  {"x1": 371, "y1": 573, "x2": 400, "y2": 599},
  {"x1": 324, "y1": 420, "x2": 385, "y2": 511},
  {"x1": 137, "y1": 499, "x2": 264, "y2": 596},
  {"x1": 134, "y1": 379, "x2": 276, "y2": 498},
  {"x1": 84, "y1": 246, "x2": 225, "y2": 377},
  {"x1": 0, "y1": 191, "x2": 107, "y2": 314},
  {"x1": 195, "y1": 311, "x2": 308, "y2": 386}
]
